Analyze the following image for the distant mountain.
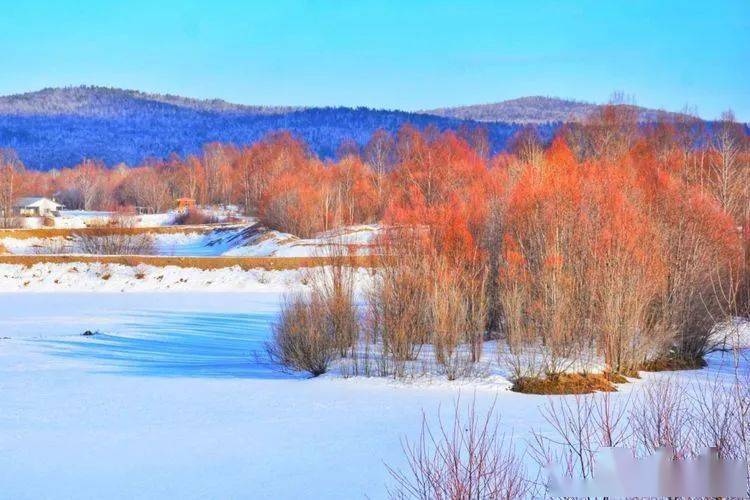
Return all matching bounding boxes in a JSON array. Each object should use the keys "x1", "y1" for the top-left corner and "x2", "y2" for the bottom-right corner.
[
  {"x1": 0, "y1": 86, "x2": 546, "y2": 170},
  {"x1": 423, "y1": 96, "x2": 686, "y2": 124},
  {"x1": 0, "y1": 87, "x2": 699, "y2": 171},
  {"x1": 0, "y1": 86, "x2": 302, "y2": 117}
]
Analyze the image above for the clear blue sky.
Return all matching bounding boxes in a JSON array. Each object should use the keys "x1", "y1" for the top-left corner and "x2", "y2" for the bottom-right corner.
[{"x1": 1, "y1": 0, "x2": 748, "y2": 120}]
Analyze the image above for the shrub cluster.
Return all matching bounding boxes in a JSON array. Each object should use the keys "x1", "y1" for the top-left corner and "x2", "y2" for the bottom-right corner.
[
  {"x1": 386, "y1": 367, "x2": 750, "y2": 499},
  {"x1": 262, "y1": 108, "x2": 748, "y2": 386},
  {"x1": 265, "y1": 255, "x2": 360, "y2": 377},
  {"x1": 172, "y1": 208, "x2": 219, "y2": 225},
  {"x1": 529, "y1": 370, "x2": 750, "y2": 496},
  {"x1": 72, "y1": 216, "x2": 155, "y2": 255}
]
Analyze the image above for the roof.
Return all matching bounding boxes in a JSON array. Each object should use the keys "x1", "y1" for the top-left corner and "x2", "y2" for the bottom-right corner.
[{"x1": 13, "y1": 197, "x2": 64, "y2": 208}]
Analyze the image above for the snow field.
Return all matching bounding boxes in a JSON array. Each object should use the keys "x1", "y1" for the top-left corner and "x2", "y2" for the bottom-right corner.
[
  {"x1": 1, "y1": 292, "x2": 746, "y2": 499},
  {"x1": 0, "y1": 262, "x2": 358, "y2": 293}
]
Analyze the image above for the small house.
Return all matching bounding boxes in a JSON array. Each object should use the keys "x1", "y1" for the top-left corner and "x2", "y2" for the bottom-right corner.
[{"x1": 13, "y1": 197, "x2": 64, "y2": 217}]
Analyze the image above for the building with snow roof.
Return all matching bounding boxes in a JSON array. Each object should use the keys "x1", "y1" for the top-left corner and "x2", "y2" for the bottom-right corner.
[{"x1": 12, "y1": 197, "x2": 64, "y2": 217}]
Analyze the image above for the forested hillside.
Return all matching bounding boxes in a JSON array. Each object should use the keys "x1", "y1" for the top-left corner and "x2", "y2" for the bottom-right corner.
[
  {"x1": 425, "y1": 96, "x2": 688, "y2": 123},
  {"x1": 0, "y1": 87, "x2": 545, "y2": 170}
]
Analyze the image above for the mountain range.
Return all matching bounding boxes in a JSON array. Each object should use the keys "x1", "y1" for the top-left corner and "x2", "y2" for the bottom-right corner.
[
  {"x1": 0, "y1": 86, "x2": 689, "y2": 170},
  {"x1": 0, "y1": 86, "x2": 303, "y2": 117},
  {"x1": 423, "y1": 96, "x2": 687, "y2": 124}
]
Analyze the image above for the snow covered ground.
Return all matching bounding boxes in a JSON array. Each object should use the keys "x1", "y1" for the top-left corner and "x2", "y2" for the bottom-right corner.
[
  {"x1": 0, "y1": 262, "x2": 342, "y2": 293},
  {"x1": 17, "y1": 211, "x2": 179, "y2": 229},
  {"x1": 0, "y1": 229, "x2": 242, "y2": 256},
  {"x1": 1, "y1": 292, "x2": 747, "y2": 499},
  {"x1": 1, "y1": 224, "x2": 382, "y2": 258},
  {"x1": 223, "y1": 224, "x2": 382, "y2": 257}
]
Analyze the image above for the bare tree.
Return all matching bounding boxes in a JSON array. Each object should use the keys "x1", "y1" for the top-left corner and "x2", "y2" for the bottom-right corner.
[
  {"x1": 364, "y1": 129, "x2": 396, "y2": 211},
  {"x1": 306, "y1": 240, "x2": 360, "y2": 357},
  {"x1": 710, "y1": 110, "x2": 747, "y2": 220},
  {"x1": 117, "y1": 167, "x2": 171, "y2": 213},
  {"x1": 265, "y1": 242, "x2": 360, "y2": 377},
  {"x1": 366, "y1": 248, "x2": 432, "y2": 377},
  {"x1": 72, "y1": 159, "x2": 107, "y2": 210},
  {"x1": 0, "y1": 148, "x2": 25, "y2": 228}
]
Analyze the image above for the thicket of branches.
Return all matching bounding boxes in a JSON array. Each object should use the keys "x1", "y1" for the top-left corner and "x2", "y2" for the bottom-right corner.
[
  {"x1": 386, "y1": 398, "x2": 534, "y2": 499},
  {"x1": 529, "y1": 366, "x2": 750, "y2": 497},
  {"x1": 260, "y1": 107, "x2": 747, "y2": 383},
  {"x1": 73, "y1": 219, "x2": 155, "y2": 255},
  {"x1": 386, "y1": 363, "x2": 750, "y2": 498},
  {"x1": 265, "y1": 249, "x2": 360, "y2": 377}
]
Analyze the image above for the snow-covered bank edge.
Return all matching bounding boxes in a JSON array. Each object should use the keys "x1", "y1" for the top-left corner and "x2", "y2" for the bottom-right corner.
[
  {"x1": 0, "y1": 262, "x2": 372, "y2": 293},
  {"x1": 0, "y1": 223, "x2": 383, "y2": 258}
]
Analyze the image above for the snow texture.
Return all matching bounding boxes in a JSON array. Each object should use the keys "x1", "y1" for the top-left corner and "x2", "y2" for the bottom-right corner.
[
  {"x1": 1, "y1": 223, "x2": 382, "y2": 258},
  {"x1": 0, "y1": 262, "x2": 326, "y2": 293},
  {"x1": 0, "y1": 292, "x2": 746, "y2": 499}
]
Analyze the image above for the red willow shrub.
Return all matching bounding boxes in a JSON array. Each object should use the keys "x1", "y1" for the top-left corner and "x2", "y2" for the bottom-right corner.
[
  {"x1": 386, "y1": 398, "x2": 534, "y2": 499},
  {"x1": 497, "y1": 131, "x2": 743, "y2": 378}
]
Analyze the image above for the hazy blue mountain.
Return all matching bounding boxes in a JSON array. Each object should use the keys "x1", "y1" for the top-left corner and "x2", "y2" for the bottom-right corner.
[
  {"x1": 423, "y1": 96, "x2": 686, "y2": 124},
  {"x1": 0, "y1": 86, "x2": 302, "y2": 117},
  {"x1": 0, "y1": 87, "x2": 549, "y2": 170}
]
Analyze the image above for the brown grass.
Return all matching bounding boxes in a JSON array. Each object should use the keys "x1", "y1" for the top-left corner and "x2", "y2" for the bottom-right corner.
[
  {"x1": 0, "y1": 254, "x2": 383, "y2": 271},
  {"x1": 511, "y1": 373, "x2": 619, "y2": 395},
  {"x1": 605, "y1": 371, "x2": 630, "y2": 383},
  {"x1": 639, "y1": 356, "x2": 707, "y2": 372}
]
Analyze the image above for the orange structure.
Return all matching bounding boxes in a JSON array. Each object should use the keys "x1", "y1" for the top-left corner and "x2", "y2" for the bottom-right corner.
[{"x1": 176, "y1": 198, "x2": 196, "y2": 211}]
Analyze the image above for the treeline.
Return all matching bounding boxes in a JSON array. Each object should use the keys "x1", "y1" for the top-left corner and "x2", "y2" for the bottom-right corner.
[
  {"x1": 0, "y1": 107, "x2": 535, "y2": 170},
  {"x1": 258, "y1": 106, "x2": 748, "y2": 383},
  {"x1": 0, "y1": 124, "x2": 495, "y2": 235}
]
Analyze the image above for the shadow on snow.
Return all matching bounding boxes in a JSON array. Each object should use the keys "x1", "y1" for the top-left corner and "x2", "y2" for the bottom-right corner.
[{"x1": 37, "y1": 310, "x2": 299, "y2": 380}]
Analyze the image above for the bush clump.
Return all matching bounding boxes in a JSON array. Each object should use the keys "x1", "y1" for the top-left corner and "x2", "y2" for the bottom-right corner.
[
  {"x1": 173, "y1": 208, "x2": 219, "y2": 225},
  {"x1": 74, "y1": 216, "x2": 155, "y2": 255},
  {"x1": 265, "y1": 294, "x2": 337, "y2": 377},
  {"x1": 639, "y1": 356, "x2": 707, "y2": 372},
  {"x1": 386, "y1": 398, "x2": 533, "y2": 499}
]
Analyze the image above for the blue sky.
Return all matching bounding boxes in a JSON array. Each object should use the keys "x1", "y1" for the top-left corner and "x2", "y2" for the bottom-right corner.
[{"x1": 1, "y1": 0, "x2": 748, "y2": 120}]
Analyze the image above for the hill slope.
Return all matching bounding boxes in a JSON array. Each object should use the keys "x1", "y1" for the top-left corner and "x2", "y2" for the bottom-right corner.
[
  {"x1": 3, "y1": 88, "x2": 697, "y2": 170},
  {"x1": 424, "y1": 96, "x2": 683, "y2": 123},
  {"x1": 0, "y1": 87, "x2": 542, "y2": 170},
  {"x1": 0, "y1": 86, "x2": 302, "y2": 117}
]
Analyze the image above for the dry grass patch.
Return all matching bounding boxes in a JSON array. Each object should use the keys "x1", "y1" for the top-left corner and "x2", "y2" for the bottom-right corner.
[
  {"x1": 511, "y1": 373, "x2": 619, "y2": 395},
  {"x1": 0, "y1": 254, "x2": 382, "y2": 271},
  {"x1": 639, "y1": 356, "x2": 707, "y2": 372}
]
